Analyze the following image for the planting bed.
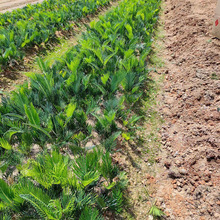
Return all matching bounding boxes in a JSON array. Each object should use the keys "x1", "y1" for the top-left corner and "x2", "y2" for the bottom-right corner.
[
  {"x1": 0, "y1": 0, "x2": 161, "y2": 219},
  {"x1": 0, "y1": 0, "x2": 113, "y2": 69},
  {"x1": 0, "y1": 0, "x2": 120, "y2": 93}
]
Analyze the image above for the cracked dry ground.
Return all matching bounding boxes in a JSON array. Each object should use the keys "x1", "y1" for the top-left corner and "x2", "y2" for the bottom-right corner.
[{"x1": 154, "y1": 0, "x2": 220, "y2": 219}]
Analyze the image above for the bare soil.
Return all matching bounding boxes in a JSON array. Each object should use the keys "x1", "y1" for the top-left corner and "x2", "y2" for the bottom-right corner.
[
  {"x1": 0, "y1": 0, "x2": 44, "y2": 13},
  {"x1": 154, "y1": 0, "x2": 220, "y2": 219}
]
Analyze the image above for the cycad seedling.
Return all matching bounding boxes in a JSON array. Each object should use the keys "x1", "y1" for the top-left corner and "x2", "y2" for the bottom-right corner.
[
  {"x1": 20, "y1": 151, "x2": 70, "y2": 189},
  {"x1": 93, "y1": 110, "x2": 118, "y2": 138}
]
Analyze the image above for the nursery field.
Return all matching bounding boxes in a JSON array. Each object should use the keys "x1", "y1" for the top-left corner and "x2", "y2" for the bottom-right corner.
[{"x1": 1, "y1": 0, "x2": 219, "y2": 219}]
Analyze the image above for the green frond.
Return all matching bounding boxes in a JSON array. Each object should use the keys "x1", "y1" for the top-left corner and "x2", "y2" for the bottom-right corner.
[
  {"x1": 19, "y1": 193, "x2": 57, "y2": 220},
  {"x1": 79, "y1": 206, "x2": 103, "y2": 220},
  {"x1": 100, "y1": 152, "x2": 118, "y2": 181},
  {"x1": 24, "y1": 103, "x2": 40, "y2": 126},
  {"x1": 72, "y1": 150, "x2": 101, "y2": 187},
  {"x1": 13, "y1": 178, "x2": 50, "y2": 205},
  {"x1": 0, "y1": 138, "x2": 12, "y2": 150},
  {"x1": 0, "y1": 179, "x2": 14, "y2": 207},
  {"x1": 61, "y1": 192, "x2": 76, "y2": 216},
  {"x1": 21, "y1": 151, "x2": 70, "y2": 189},
  {"x1": 75, "y1": 190, "x2": 94, "y2": 212}
]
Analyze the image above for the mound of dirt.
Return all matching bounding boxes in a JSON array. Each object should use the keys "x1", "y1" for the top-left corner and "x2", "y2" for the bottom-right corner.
[{"x1": 155, "y1": 0, "x2": 220, "y2": 219}]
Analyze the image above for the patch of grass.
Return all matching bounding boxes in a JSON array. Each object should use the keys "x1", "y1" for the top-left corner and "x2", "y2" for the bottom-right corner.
[
  {"x1": 148, "y1": 19, "x2": 165, "y2": 68},
  {"x1": 211, "y1": 73, "x2": 219, "y2": 80}
]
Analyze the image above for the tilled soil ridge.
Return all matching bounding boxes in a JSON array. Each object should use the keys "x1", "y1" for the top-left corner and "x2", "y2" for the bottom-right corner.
[{"x1": 155, "y1": 0, "x2": 220, "y2": 219}]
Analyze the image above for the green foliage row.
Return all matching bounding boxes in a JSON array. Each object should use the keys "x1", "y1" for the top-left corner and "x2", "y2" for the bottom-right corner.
[
  {"x1": 0, "y1": 0, "x2": 111, "y2": 67},
  {"x1": 0, "y1": 0, "x2": 160, "y2": 218},
  {"x1": 0, "y1": 0, "x2": 106, "y2": 25},
  {"x1": 0, "y1": 150, "x2": 125, "y2": 219}
]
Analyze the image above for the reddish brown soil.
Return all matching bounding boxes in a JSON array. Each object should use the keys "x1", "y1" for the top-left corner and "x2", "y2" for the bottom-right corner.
[
  {"x1": 154, "y1": 0, "x2": 220, "y2": 219},
  {"x1": 0, "y1": 0, "x2": 44, "y2": 13}
]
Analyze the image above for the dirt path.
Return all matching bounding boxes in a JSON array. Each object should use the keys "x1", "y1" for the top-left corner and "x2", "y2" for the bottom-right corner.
[
  {"x1": 153, "y1": 0, "x2": 220, "y2": 219},
  {"x1": 0, "y1": 0, "x2": 44, "y2": 13}
]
